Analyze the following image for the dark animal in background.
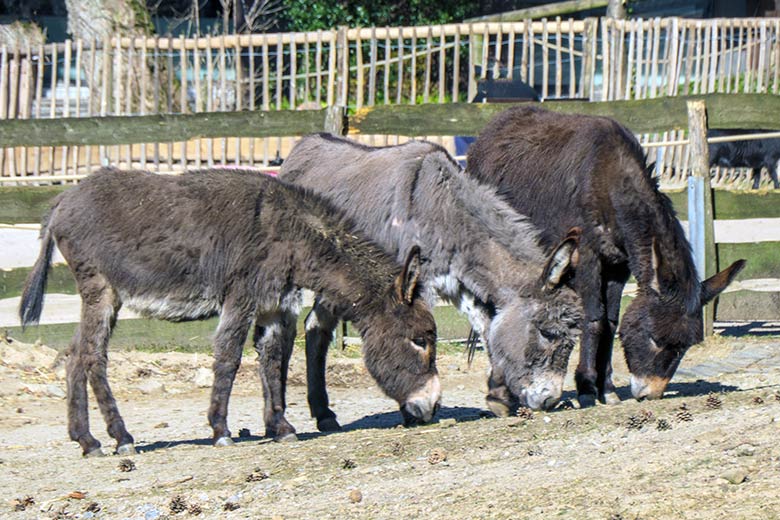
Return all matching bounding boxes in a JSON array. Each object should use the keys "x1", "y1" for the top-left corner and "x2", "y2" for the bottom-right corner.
[
  {"x1": 280, "y1": 134, "x2": 581, "y2": 427},
  {"x1": 20, "y1": 168, "x2": 440, "y2": 456},
  {"x1": 467, "y1": 107, "x2": 745, "y2": 407},
  {"x1": 708, "y1": 129, "x2": 780, "y2": 189}
]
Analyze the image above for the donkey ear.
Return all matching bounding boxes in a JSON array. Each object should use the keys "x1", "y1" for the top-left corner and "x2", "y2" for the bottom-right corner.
[
  {"x1": 396, "y1": 245, "x2": 422, "y2": 305},
  {"x1": 701, "y1": 259, "x2": 746, "y2": 305},
  {"x1": 541, "y1": 227, "x2": 580, "y2": 290}
]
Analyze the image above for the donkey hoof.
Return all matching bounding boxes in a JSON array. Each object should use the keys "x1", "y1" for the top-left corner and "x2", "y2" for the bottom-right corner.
[
  {"x1": 214, "y1": 436, "x2": 235, "y2": 447},
  {"x1": 317, "y1": 417, "x2": 342, "y2": 432},
  {"x1": 486, "y1": 398, "x2": 511, "y2": 418},
  {"x1": 273, "y1": 432, "x2": 298, "y2": 443},
  {"x1": 116, "y1": 443, "x2": 137, "y2": 456},
  {"x1": 577, "y1": 393, "x2": 597, "y2": 409},
  {"x1": 85, "y1": 447, "x2": 107, "y2": 458},
  {"x1": 601, "y1": 392, "x2": 622, "y2": 406}
]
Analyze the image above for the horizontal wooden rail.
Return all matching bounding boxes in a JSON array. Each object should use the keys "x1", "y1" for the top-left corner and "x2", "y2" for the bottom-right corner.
[
  {"x1": 466, "y1": 0, "x2": 608, "y2": 22},
  {"x1": 350, "y1": 94, "x2": 780, "y2": 136},
  {"x1": 0, "y1": 109, "x2": 328, "y2": 147},
  {"x1": 1, "y1": 94, "x2": 779, "y2": 148}
]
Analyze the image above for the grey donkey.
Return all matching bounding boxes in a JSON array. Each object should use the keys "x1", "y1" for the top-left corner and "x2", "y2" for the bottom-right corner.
[{"x1": 280, "y1": 133, "x2": 582, "y2": 431}]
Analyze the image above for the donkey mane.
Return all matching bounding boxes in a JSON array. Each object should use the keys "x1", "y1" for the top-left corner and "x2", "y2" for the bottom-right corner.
[{"x1": 608, "y1": 124, "x2": 701, "y2": 313}]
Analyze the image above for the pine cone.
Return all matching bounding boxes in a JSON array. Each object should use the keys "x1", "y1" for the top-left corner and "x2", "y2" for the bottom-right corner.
[
  {"x1": 626, "y1": 415, "x2": 644, "y2": 430},
  {"x1": 118, "y1": 458, "x2": 136, "y2": 472},
  {"x1": 516, "y1": 407, "x2": 534, "y2": 420},
  {"x1": 169, "y1": 496, "x2": 187, "y2": 514},
  {"x1": 656, "y1": 418, "x2": 672, "y2": 431},
  {"x1": 626, "y1": 409, "x2": 654, "y2": 430},
  {"x1": 675, "y1": 409, "x2": 693, "y2": 422},
  {"x1": 705, "y1": 393, "x2": 722, "y2": 409}
]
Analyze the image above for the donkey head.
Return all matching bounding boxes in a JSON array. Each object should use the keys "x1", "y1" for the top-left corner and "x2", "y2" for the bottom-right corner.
[
  {"x1": 488, "y1": 230, "x2": 582, "y2": 411},
  {"x1": 359, "y1": 246, "x2": 441, "y2": 425},
  {"x1": 620, "y1": 241, "x2": 746, "y2": 400}
]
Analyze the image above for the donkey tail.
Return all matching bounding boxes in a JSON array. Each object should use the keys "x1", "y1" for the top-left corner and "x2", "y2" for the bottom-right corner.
[{"x1": 19, "y1": 218, "x2": 56, "y2": 329}]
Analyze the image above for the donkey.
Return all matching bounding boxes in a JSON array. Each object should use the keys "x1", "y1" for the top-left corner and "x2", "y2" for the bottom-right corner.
[
  {"x1": 19, "y1": 167, "x2": 441, "y2": 457},
  {"x1": 466, "y1": 106, "x2": 746, "y2": 406},
  {"x1": 279, "y1": 133, "x2": 582, "y2": 429}
]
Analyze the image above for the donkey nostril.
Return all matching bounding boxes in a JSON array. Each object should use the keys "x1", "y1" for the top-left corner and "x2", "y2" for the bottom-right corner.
[
  {"x1": 408, "y1": 401, "x2": 424, "y2": 420},
  {"x1": 542, "y1": 395, "x2": 560, "y2": 410}
]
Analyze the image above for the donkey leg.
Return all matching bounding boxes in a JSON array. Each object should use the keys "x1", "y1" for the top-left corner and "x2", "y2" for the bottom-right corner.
[
  {"x1": 66, "y1": 328, "x2": 102, "y2": 457},
  {"x1": 304, "y1": 301, "x2": 341, "y2": 432},
  {"x1": 69, "y1": 274, "x2": 132, "y2": 456},
  {"x1": 485, "y1": 366, "x2": 519, "y2": 417},
  {"x1": 83, "y1": 285, "x2": 135, "y2": 454},
  {"x1": 207, "y1": 301, "x2": 252, "y2": 446},
  {"x1": 571, "y1": 253, "x2": 606, "y2": 408},
  {"x1": 597, "y1": 266, "x2": 630, "y2": 406},
  {"x1": 254, "y1": 310, "x2": 298, "y2": 442}
]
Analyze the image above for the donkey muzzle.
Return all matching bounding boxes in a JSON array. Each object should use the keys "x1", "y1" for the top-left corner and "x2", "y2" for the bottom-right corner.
[
  {"x1": 523, "y1": 381, "x2": 563, "y2": 411},
  {"x1": 630, "y1": 374, "x2": 670, "y2": 400},
  {"x1": 401, "y1": 375, "x2": 442, "y2": 425}
]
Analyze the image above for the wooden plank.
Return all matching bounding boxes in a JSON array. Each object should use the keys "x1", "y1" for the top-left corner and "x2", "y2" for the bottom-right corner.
[
  {"x1": 410, "y1": 28, "x2": 418, "y2": 104},
  {"x1": 453, "y1": 26, "x2": 461, "y2": 102},
  {"x1": 3, "y1": 94, "x2": 780, "y2": 150},
  {"x1": 710, "y1": 190, "x2": 780, "y2": 220},
  {"x1": 347, "y1": 94, "x2": 780, "y2": 137},
  {"x1": 686, "y1": 99, "x2": 715, "y2": 335},
  {"x1": 369, "y1": 28, "x2": 377, "y2": 106},
  {"x1": 0, "y1": 264, "x2": 76, "y2": 300},
  {"x1": 466, "y1": 0, "x2": 608, "y2": 22},
  {"x1": 541, "y1": 18, "x2": 549, "y2": 99},
  {"x1": 424, "y1": 26, "x2": 432, "y2": 104},
  {"x1": 289, "y1": 33, "x2": 297, "y2": 109},
  {"x1": 717, "y1": 242, "x2": 780, "y2": 280},
  {"x1": 0, "y1": 110, "x2": 329, "y2": 147},
  {"x1": 438, "y1": 25, "x2": 445, "y2": 103},
  {"x1": 716, "y1": 290, "x2": 780, "y2": 322},
  {"x1": 0, "y1": 185, "x2": 69, "y2": 223}
]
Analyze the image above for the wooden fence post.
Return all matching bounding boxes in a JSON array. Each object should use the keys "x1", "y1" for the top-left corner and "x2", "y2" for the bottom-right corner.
[
  {"x1": 686, "y1": 99, "x2": 716, "y2": 336},
  {"x1": 579, "y1": 18, "x2": 599, "y2": 99},
  {"x1": 606, "y1": 0, "x2": 626, "y2": 19},
  {"x1": 335, "y1": 26, "x2": 348, "y2": 106},
  {"x1": 324, "y1": 104, "x2": 347, "y2": 135}
]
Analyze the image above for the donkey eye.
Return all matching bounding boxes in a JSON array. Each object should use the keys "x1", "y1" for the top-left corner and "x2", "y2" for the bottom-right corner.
[
  {"x1": 539, "y1": 329, "x2": 557, "y2": 341},
  {"x1": 411, "y1": 337, "x2": 427, "y2": 348}
]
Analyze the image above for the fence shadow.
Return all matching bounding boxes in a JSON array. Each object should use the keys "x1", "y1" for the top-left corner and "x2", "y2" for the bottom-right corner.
[{"x1": 716, "y1": 321, "x2": 780, "y2": 337}]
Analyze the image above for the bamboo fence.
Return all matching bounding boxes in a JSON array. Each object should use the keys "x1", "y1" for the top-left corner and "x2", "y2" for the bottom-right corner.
[{"x1": 0, "y1": 17, "x2": 778, "y2": 186}]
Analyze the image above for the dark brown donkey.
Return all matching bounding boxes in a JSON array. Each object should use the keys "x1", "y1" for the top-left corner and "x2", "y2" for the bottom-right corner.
[
  {"x1": 467, "y1": 107, "x2": 745, "y2": 406},
  {"x1": 20, "y1": 168, "x2": 440, "y2": 457}
]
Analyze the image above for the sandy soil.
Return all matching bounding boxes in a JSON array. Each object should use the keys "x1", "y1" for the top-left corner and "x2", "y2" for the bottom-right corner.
[{"x1": 1, "y1": 335, "x2": 780, "y2": 520}]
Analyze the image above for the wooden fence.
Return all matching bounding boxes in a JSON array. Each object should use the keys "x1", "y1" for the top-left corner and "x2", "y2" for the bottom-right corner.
[
  {"x1": 0, "y1": 94, "x2": 778, "y2": 324},
  {"x1": 1, "y1": 17, "x2": 778, "y2": 183}
]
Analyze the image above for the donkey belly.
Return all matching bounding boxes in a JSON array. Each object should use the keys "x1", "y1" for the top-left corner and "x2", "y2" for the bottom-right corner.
[{"x1": 121, "y1": 293, "x2": 221, "y2": 322}]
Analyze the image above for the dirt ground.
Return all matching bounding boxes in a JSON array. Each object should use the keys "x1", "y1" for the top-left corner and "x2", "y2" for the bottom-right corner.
[{"x1": 1, "y1": 334, "x2": 780, "y2": 520}]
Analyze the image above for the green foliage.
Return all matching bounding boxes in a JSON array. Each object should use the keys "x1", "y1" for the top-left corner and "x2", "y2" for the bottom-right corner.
[{"x1": 281, "y1": 0, "x2": 480, "y2": 31}]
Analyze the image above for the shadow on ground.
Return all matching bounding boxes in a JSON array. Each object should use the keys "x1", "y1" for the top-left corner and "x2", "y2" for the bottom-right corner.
[{"x1": 134, "y1": 406, "x2": 487, "y2": 454}]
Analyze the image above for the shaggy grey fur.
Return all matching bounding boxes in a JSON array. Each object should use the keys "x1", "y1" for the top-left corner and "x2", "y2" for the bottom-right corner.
[
  {"x1": 280, "y1": 134, "x2": 582, "y2": 427},
  {"x1": 20, "y1": 167, "x2": 440, "y2": 456}
]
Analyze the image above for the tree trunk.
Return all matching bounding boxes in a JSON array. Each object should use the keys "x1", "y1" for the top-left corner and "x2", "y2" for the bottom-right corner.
[
  {"x1": 65, "y1": 0, "x2": 160, "y2": 115},
  {"x1": 606, "y1": 0, "x2": 626, "y2": 18}
]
